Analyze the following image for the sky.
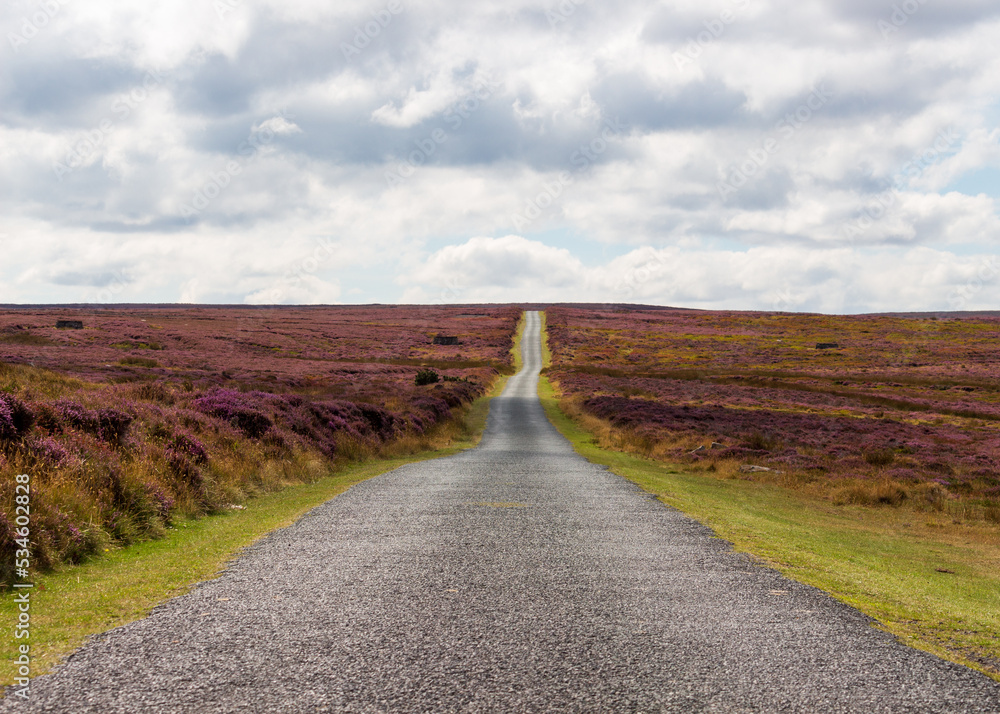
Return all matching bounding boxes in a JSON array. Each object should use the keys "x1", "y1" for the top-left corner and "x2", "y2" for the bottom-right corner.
[{"x1": 2, "y1": 0, "x2": 1000, "y2": 312}]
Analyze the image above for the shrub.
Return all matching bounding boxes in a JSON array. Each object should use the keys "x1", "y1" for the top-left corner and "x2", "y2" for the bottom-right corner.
[
  {"x1": 863, "y1": 448, "x2": 896, "y2": 467},
  {"x1": 129, "y1": 382, "x2": 175, "y2": 404},
  {"x1": 412, "y1": 396, "x2": 452, "y2": 423},
  {"x1": 145, "y1": 484, "x2": 175, "y2": 521},
  {"x1": 0, "y1": 392, "x2": 34, "y2": 441},
  {"x1": 310, "y1": 400, "x2": 398, "y2": 442},
  {"x1": 358, "y1": 404, "x2": 397, "y2": 439},
  {"x1": 56, "y1": 400, "x2": 98, "y2": 433},
  {"x1": 742, "y1": 431, "x2": 779, "y2": 452},
  {"x1": 433, "y1": 383, "x2": 476, "y2": 408},
  {"x1": 415, "y1": 368, "x2": 440, "y2": 386},
  {"x1": 193, "y1": 389, "x2": 272, "y2": 439},
  {"x1": 261, "y1": 429, "x2": 288, "y2": 453},
  {"x1": 96, "y1": 408, "x2": 134, "y2": 445},
  {"x1": 834, "y1": 480, "x2": 909, "y2": 507},
  {"x1": 33, "y1": 403, "x2": 63, "y2": 434},
  {"x1": 166, "y1": 449, "x2": 202, "y2": 487},
  {"x1": 171, "y1": 432, "x2": 209, "y2": 464},
  {"x1": 30, "y1": 437, "x2": 71, "y2": 466},
  {"x1": 33, "y1": 507, "x2": 104, "y2": 566},
  {"x1": 53, "y1": 400, "x2": 133, "y2": 444}
]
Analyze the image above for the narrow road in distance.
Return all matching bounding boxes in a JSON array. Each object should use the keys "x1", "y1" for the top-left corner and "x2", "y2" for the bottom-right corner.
[{"x1": 9, "y1": 311, "x2": 1000, "y2": 712}]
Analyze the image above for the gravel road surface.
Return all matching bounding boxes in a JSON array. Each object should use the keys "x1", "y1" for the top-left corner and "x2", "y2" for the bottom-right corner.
[{"x1": 7, "y1": 311, "x2": 1000, "y2": 712}]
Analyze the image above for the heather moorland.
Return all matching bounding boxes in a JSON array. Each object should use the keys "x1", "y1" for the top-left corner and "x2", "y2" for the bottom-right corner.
[
  {"x1": 0, "y1": 306, "x2": 521, "y2": 582},
  {"x1": 545, "y1": 306, "x2": 1000, "y2": 521}
]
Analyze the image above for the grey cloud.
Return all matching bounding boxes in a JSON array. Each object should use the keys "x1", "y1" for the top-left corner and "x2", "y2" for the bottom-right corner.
[
  {"x1": 174, "y1": 54, "x2": 262, "y2": 116},
  {"x1": 89, "y1": 217, "x2": 193, "y2": 234},
  {"x1": 262, "y1": 92, "x2": 629, "y2": 172},
  {"x1": 657, "y1": 193, "x2": 715, "y2": 212},
  {"x1": 48, "y1": 266, "x2": 134, "y2": 288},
  {"x1": 832, "y1": 0, "x2": 1000, "y2": 36},
  {"x1": 175, "y1": 8, "x2": 418, "y2": 118},
  {"x1": 792, "y1": 66, "x2": 967, "y2": 126},
  {"x1": 2, "y1": 56, "x2": 138, "y2": 128},
  {"x1": 591, "y1": 73, "x2": 747, "y2": 131},
  {"x1": 641, "y1": 5, "x2": 745, "y2": 44},
  {"x1": 721, "y1": 169, "x2": 795, "y2": 211}
]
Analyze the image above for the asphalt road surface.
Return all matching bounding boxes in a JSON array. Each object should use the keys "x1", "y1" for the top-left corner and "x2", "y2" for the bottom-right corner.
[{"x1": 8, "y1": 311, "x2": 1000, "y2": 712}]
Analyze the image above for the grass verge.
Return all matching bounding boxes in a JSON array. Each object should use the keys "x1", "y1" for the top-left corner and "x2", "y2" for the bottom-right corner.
[
  {"x1": 539, "y1": 311, "x2": 551, "y2": 367},
  {"x1": 511, "y1": 311, "x2": 527, "y2": 373},
  {"x1": 0, "y1": 315, "x2": 526, "y2": 688},
  {"x1": 537, "y1": 375, "x2": 1000, "y2": 682}
]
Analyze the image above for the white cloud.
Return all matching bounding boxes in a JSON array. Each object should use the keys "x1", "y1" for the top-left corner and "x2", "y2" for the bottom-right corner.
[
  {"x1": 402, "y1": 236, "x2": 1000, "y2": 313},
  {"x1": 244, "y1": 274, "x2": 341, "y2": 305},
  {"x1": 253, "y1": 116, "x2": 303, "y2": 136},
  {"x1": 402, "y1": 235, "x2": 585, "y2": 301}
]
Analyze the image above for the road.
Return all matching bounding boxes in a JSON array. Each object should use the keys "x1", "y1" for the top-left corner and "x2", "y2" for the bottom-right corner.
[{"x1": 8, "y1": 311, "x2": 1000, "y2": 712}]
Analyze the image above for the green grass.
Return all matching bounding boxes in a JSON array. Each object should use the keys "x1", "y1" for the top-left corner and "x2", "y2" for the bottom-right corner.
[
  {"x1": 540, "y1": 311, "x2": 551, "y2": 368},
  {"x1": 0, "y1": 314, "x2": 527, "y2": 688},
  {"x1": 511, "y1": 311, "x2": 527, "y2": 372},
  {"x1": 537, "y1": 375, "x2": 1000, "y2": 681}
]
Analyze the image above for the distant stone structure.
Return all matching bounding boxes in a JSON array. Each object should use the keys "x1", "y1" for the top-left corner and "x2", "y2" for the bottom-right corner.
[
  {"x1": 815, "y1": 342, "x2": 839, "y2": 349},
  {"x1": 432, "y1": 335, "x2": 459, "y2": 345},
  {"x1": 56, "y1": 320, "x2": 84, "y2": 329}
]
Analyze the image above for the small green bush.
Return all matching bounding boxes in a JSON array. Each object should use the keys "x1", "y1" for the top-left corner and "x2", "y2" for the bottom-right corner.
[{"x1": 415, "y1": 369, "x2": 440, "y2": 386}]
